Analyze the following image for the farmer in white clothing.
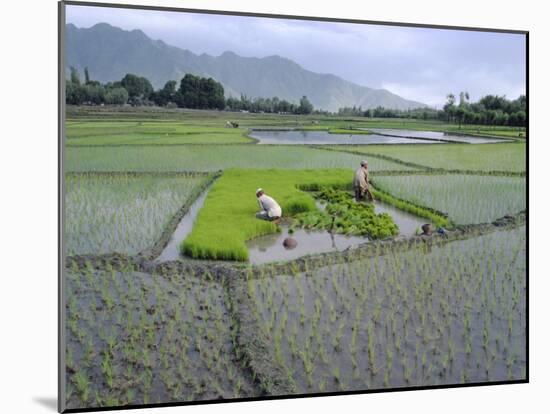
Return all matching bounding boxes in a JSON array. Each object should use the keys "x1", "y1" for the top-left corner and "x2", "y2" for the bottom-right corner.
[{"x1": 255, "y1": 188, "x2": 282, "y2": 222}]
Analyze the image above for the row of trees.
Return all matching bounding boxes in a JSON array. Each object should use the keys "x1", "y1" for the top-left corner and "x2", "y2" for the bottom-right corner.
[
  {"x1": 225, "y1": 94, "x2": 315, "y2": 115},
  {"x1": 336, "y1": 92, "x2": 526, "y2": 127},
  {"x1": 65, "y1": 68, "x2": 316, "y2": 113},
  {"x1": 442, "y1": 92, "x2": 526, "y2": 127}
]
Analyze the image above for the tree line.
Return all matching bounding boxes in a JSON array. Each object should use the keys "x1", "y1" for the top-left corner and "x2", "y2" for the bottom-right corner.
[
  {"x1": 337, "y1": 92, "x2": 526, "y2": 127},
  {"x1": 65, "y1": 67, "x2": 315, "y2": 114}
]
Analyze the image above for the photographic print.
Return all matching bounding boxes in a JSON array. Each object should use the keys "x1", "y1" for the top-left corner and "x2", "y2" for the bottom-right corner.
[{"x1": 59, "y1": 1, "x2": 527, "y2": 411}]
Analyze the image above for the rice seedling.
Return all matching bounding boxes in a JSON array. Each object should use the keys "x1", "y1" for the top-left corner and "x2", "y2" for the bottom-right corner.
[
  {"x1": 65, "y1": 173, "x2": 212, "y2": 255},
  {"x1": 182, "y1": 168, "x2": 361, "y2": 260},
  {"x1": 373, "y1": 174, "x2": 525, "y2": 224},
  {"x1": 67, "y1": 144, "x2": 408, "y2": 173},
  {"x1": 246, "y1": 226, "x2": 525, "y2": 393},
  {"x1": 64, "y1": 267, "x2": 253, "y2": 409},
  {"x1": 327, "y1": 142, "x2": 526, "y2": 172}
]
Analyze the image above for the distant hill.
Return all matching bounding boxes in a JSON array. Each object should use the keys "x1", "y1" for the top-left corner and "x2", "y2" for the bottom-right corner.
[{"x1": 65, "y1": 23, "x2": 426, "y2": 112}]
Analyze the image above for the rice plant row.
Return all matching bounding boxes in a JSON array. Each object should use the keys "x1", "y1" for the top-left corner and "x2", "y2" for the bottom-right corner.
[
  {"x1": 245, "y1": 227, "x2": 526, "y2": 394},
  {"x1": 372, "y1": 174, "x2": 526, "y2": 225},
  {"x1": 65, "y1": 173, "x2": 211, "y2": 256},
  {"x1": 65, "y1": 263, "x2": 254, "y2": 410},
  {"x1": 65, "y1": 145, "x2": 416, "y2": 173},
  {"x1": 327, "y1": 143, "x2": 526, "y2": 172}
]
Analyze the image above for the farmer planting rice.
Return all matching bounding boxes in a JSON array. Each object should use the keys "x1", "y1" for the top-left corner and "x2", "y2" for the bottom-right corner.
[
  {"x1": 353, "y1": 160, "x2": 374, "y2": 202},
  {"x1": 255, "y1": 188, "x2": 282, "y2": 223}
]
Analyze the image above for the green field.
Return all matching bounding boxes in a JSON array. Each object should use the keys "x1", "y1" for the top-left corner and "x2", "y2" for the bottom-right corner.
[
  {"x1": 65, "y1": 173, "x2": 211, "y2": 255},
  {"x1": 65, "y1": 266, "x2": 254, "y2": 408},
  {"x1": 182, "y1": 169, "x2": 352, "y2": 261},
  {"x1": 67, "y1": 120, "x2": 253, "y2": 145},
  {"x1": 249, "y1": 227, "x2": 526, "y2": 392},
  {"x1": 372, "y1": 174, "x2": 526, "y2": 224},
  {"x1": 66, "y1": 106, "x2": 526, "y2": 139},
  {"x1": 65, "y1": 144, "x2": 417, "y2": 172},
  {"x1": 64, "y1": 108, "x2": 526, "y2": 409},
  {"x1": 327, "y1": 142, "x2": 526, "y2": 172}
]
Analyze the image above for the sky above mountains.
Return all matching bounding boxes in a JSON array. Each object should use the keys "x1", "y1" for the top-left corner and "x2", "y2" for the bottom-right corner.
[{"x1": 66, "y1": 4, "x2": 526, "y2": 107}]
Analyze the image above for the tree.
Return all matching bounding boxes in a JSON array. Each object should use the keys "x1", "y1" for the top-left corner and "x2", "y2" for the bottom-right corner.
[
  {"x1": 177, "y1": 74, "x2": 225, "y2": 110},
  {"x1": 70, "y1": 66, "x2": 81, "y2": 85},
  {"x1": 298, "y1": 95, "x2": 313, "y2": 115},
  {"x1": 120, "y1": 73, "x2": 153, "y2": 101},
  {"x1": 104, "y1": 87, "x2": 128, "y2": 105},
  {"x1": 443, "y1": 93, "x2": 456, "y2": 122},
  {"x1": 152, "y1": 80, "x2": 177, "y2": 106},
  {"x1": 84, "y1": 67, "x2": 90, "y2": 84}
]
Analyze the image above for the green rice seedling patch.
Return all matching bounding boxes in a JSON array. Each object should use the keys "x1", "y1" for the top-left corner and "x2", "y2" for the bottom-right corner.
[
  {"x1": 64, "y1": 265, "x2": 254, "y2": 410},
  {"x1": 327, "y1": 143, "x2": 526, "y2": 172},
  {"x1": 66, "y1": 145, "x2": 415, "y2": 173},
  {"x1": 291, "y1": 188, "x2": 398, "y2": 238},
  {"x1": 65, "y1": 173, "x2": 212, "y2": 256},
  {"x1": 182, "y1": 169, "x2": 359, "y2": 261},
  {"x1": 246, "y1": 226, "x2": 526, "y2": 394},
  {"x1": 372, "y1": 174, "x2": 526, "y2": 225}
]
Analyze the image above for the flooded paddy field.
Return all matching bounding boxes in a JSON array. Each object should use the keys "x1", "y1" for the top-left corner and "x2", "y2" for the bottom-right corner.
[
  {"x1": 245, "y1": 227, "x2": 526, "y2": 394},
  {"x1": 361, "y1": 128, "x2": 510, "y2": 144},
  {"x1": 64, "y1": 265, "x2": 255, "y2": 410},
  {"x1": 246, "y1": 202, "x2": 426, "y2": 265},
  {"x1": 249, "y1": 129, "x2": 435, "y2": 145},
  {"x1": 63, "y1": 110, "x2": 527, "y2": 408}
]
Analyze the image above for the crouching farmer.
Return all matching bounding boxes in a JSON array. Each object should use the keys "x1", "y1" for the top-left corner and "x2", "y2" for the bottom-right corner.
[
  {"x1": 353, "y1": 160, "x2": 374, "y2": 202},
  {"x1": 255, "y1": 188, "x2": 282, "y2": 223}
]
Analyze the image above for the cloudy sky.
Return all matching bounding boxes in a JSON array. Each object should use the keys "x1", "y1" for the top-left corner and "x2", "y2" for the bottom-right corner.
[{"x1": 66, "y1": 4, "x2": 526, "y2": 107}]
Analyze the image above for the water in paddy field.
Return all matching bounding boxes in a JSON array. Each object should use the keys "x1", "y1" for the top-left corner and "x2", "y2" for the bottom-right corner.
[
  {"x1": 249, "y1": 129, "x2": 436, "y2": 145},
  {"x1": 248, "y1": 128, "x2": 508, "y2": 145},
  {"x1": 361, "y1": 128, "x2": 509, "y2": 144},
  {"x1": 246, "y1": 201, "x2": 426, "y2": 265},
  {"x1": 154, "y1": 190, "x2": 209, "y2": 262}
]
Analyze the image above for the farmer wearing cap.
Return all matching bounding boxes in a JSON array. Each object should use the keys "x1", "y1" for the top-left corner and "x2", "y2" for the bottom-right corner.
[
  {"x1": 353, "y1": 160, "x2": 374, "y2": 202},
  {"x1": 255, "y1": 188, "x2": 282, "y2": 222}
]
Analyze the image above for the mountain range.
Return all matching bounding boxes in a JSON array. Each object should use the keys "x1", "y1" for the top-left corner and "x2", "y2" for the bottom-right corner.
[{"x1": 65, "y1": 23, "x2": 426, "y2": 112}]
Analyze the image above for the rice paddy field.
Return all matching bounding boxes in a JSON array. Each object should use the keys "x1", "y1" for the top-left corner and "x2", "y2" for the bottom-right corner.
[
  {"x1": 65, "y1": 173, "x2": 213, "y2": 256},
  {"x1": 326, "y1": 143, "x2": 526, "y2": 172},
  {"x1": 63, "y1": 108, "x2": 527, "y2": 410},
  {"x1": 247, "y1": 227, "x2": 526, "y2": 393},
  {"x1": 372, "y1": 175, "x2": 526, "y2": 225}
]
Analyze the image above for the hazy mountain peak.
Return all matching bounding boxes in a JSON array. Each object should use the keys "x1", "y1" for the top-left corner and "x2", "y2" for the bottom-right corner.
[{"x1": 65, "y1": 22, "x2": 426, "y2": 111}]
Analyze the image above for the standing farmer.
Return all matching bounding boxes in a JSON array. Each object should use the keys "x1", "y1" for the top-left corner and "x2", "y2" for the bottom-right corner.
[
  {"x1": 255, "y1": 188, "x2": 282, "y2": 223},
  {"x1": 353, "y1": 160, "x2": 374, "y2": 202}
]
